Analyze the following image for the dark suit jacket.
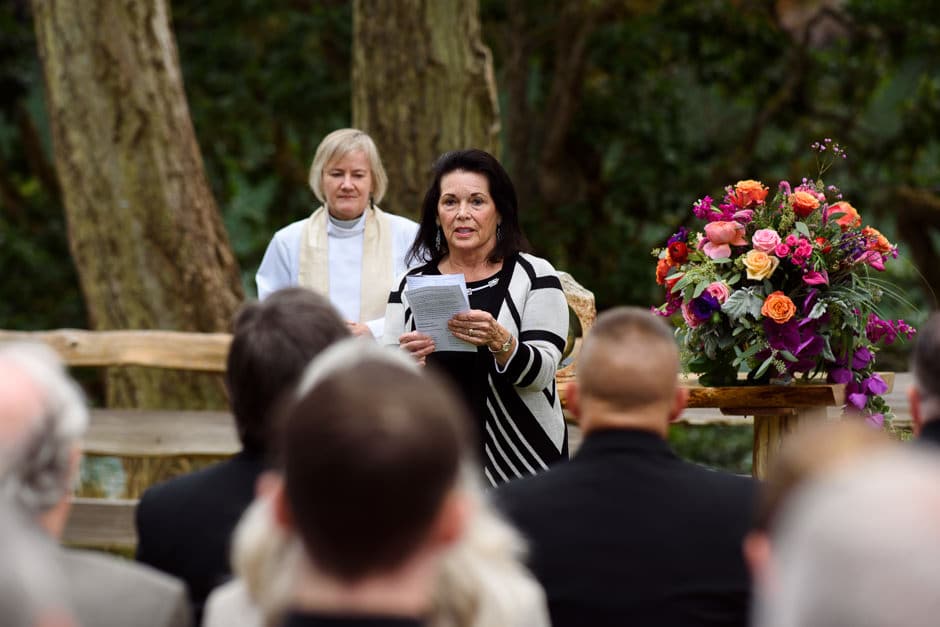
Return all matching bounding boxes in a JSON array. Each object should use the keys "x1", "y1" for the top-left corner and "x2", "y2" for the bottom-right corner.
[
  {"x1": 135, "y1": 449, "x2": 266, "y2": 623},
  {"x1": 918, "y1": 420, "x2": 940, "y2": 447},
  {"x1": 496, "y1": 428, "x2": 756, "y2": 627}
]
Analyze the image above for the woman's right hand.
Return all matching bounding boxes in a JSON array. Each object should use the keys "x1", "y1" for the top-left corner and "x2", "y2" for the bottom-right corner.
[{"x1": 398, "y1": 331, "x2": 435, "y2": 366}]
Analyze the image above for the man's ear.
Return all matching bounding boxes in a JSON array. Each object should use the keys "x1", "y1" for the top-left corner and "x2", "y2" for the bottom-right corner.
[
  {"x1": 271, "y1": 480, "x2": 295, "y2": 532},
  {"x1": 668, "y1": 385, "x2": 689, "y2": 423},
  {"x1": 909, "y1": 385, "x2": 924, "y2": 436},
  {"x1": 566, "y1": 381, "x2": 582, "y2": 424},
  {"x1": 743, "y1": 531, "x2": 774, "y2": 591}
]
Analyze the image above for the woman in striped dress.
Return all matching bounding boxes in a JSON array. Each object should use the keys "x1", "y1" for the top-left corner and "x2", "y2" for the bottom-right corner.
[{"x1": 384, "y1": 149, "x2": 569, "y2": 486}]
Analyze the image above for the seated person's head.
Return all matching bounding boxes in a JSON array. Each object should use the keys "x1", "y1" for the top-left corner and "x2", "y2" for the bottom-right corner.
[
  {"x1": 570, "y1": 306, "x2": 685, "y2": 434},
  {"x1": 0, "y1": 342, "x2": 88, "y2": 522},
  {"x1": 225, "y1": 288, "x2": 349, "y2": 455},
  {"x1": 745, "y1": 419, "x2": 894, "y2": 591},
  {"x1": 909, "y1": 311, "x2": 940, "y2": 434},
  {"x1": 275, "y1": 339, "x2": 472, "y2": 584},
  {"x1": 754, "y1": 449, "x2": 940, "y2": 627}
]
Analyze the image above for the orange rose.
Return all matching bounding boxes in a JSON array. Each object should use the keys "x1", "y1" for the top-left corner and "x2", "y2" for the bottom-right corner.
[
  {"x1": 761, "y1": 291, "x2": 796, "y2": 324},
  {"x1": 828, "y1": 201, "x2": 861, "y2": 231},
  {"x1": 789, "y1": 191, "x2": 820, "y2": 218},
  {"x1": 656, "y1": 257, "x2": 672, "y2": 285},
  {"x1": 733, "y1": 180, "x2": 769, "y2": 208},
  {"x1": 862, "y1": 226, "x2": 892, "y2": 253}
]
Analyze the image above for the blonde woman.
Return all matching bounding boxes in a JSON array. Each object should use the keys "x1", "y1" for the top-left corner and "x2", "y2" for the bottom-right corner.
[{"x1": 255, "y1": 129, "x2": 418, "y2": 338}]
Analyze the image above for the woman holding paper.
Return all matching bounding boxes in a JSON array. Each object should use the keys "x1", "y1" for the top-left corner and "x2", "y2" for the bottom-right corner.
[
  {"x1": 383, "y1": 149, "x2": 569, "y2": 486},
  {"x1": 255, "y1": 128, "x2": 418, "y2": 338}
]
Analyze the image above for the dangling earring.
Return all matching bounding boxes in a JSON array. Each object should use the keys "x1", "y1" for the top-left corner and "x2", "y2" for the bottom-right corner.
[
  {"x1": 497, "y1": 224, "x2": 503, "y2": 241},
  {"x1": 435, "y1": 226, "x2": 442, "y2": 251}
]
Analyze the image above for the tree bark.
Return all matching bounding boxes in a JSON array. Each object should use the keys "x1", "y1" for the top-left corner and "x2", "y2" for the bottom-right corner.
[
  {"x1": 351, "y1": 0, "x2": 500, "y2": 220},
  {"x1": 31, "y1": 0, "x2": 243, "y2": 409}
]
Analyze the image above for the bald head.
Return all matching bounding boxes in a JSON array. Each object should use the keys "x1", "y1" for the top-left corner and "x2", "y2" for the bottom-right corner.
[
  {"x1": 0, "y1": 343, "x2": 88, "y2": 518},
  {"x1": 579, "y1": 307, "x2": 680, "y2": 408},
  {"x1": 0, "y1": 359, "x2": 44, "y2": 477}
]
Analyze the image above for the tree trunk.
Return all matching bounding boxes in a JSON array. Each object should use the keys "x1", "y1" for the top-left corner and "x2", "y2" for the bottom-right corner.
[
  {"x1": 31, "y1": 0, "x2": 243, "y2": 409},
  {"x1": 351, "y1": 0, "x2": 500, "y2": 220}
]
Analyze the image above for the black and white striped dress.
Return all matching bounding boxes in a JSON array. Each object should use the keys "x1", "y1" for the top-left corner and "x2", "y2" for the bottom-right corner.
[{"x1": 384, "y1": 252, "x2": 569, "y2": 486}]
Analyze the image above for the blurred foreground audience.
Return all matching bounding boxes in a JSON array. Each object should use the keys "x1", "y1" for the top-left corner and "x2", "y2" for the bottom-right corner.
[
  {"x1": 135, "y1": 288, "x2": 349, "y2": 622},
  {"x1": 743, "y1": 419, "x2": 894, "y2": 594},
  {"x1": 754, "y1": 449, "x2": 940, "y2": 627},
  {"x1": 497, "y1": 306, "x2": 756, "y2": 627},
  {"x1": 0, "y1": 342, "x2": 189, "y2": 627}
]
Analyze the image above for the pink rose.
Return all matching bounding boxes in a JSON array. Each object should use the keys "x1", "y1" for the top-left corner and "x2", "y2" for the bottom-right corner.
[
  {"x1": 705, "y1": 281, "x2": 730, "y2": 304},
  {"x1": 752, "y1": 228, "x2": 781, "y2": 253},
  {"x1": 702, "y1": 221, "x2": 747, "y2": 259},
  {"x1": 774, "y1": 243, "x2": 791, "y2": 257}
]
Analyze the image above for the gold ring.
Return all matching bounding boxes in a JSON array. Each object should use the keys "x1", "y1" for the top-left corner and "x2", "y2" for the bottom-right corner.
[{"x1": 469, "y1": 329, "x2": 475, "y2": 336}]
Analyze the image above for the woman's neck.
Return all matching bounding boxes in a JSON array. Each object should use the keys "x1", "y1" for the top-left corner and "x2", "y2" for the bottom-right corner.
[{"x1": 440, "y1": 250, "x2": 501, "y2": 282}]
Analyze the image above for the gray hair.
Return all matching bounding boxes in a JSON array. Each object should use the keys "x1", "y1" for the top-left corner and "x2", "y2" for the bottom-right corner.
[
  {"x1": 308, "y1": 128, "x2": 388, "y2": 206},
  {"x1": 0, "y1": 342, "x2": 88, "y2": 516},
  {"x1": 755, "y1": 449, "x2": 940, "y2": 627}
]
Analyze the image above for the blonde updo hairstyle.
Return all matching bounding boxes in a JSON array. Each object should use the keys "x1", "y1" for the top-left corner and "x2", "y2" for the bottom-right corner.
[{"x1": 308, "y1": 128, "x2": 388, "y2": 206}]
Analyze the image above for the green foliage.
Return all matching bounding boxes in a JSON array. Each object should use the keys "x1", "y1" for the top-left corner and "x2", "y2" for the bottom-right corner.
[{"x1": 669, "y1": 423, "x2": 753, "y2": 475}]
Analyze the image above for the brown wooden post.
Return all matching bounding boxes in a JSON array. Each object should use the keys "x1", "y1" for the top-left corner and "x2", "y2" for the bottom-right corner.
[{"x1": 751, "y1": 407, "x2": 828, "y2": 479}]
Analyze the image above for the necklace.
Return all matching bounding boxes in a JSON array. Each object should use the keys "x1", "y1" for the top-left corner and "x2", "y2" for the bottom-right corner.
[{"x1": 466, "y1": 278, "x2": 499, "y2": 295}]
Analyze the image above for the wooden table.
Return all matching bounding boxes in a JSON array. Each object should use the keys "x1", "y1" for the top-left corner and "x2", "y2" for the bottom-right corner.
[{"x1": 684, "y1": 373, "x2": 895, "y2": 478}]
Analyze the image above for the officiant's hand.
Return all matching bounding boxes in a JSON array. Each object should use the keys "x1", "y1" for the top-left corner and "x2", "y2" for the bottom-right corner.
[{"x1": 399, "y1": 331, "x2": 435, "y2": 366}]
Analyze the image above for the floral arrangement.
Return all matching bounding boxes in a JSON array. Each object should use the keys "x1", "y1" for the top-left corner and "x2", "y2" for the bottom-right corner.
[{"x1": 653, "y1": 140, "x2": 914, "y2": 426}]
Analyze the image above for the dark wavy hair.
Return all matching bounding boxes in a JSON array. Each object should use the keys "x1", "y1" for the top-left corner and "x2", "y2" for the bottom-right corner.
[{"x1": 407, "y1": 149, "x2": 530, "y2": 266}]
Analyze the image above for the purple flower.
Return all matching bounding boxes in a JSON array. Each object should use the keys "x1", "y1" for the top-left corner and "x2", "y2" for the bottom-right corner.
[
  {"x1": 861, "y1": 373, "x2": 888, "y2": 396},
  {"x1": 847, "y1": 391, "x2": 868, "y2": 410},
  {"x1": 689, "y1": 292, "x2": 720, "y2": 321},
  {"x1": 764, "y1": 319, "x2": 801, "y2": 352},
  {"x1": 852, "y1": 346, "x2": 873, "y2": 370},
  {"x1": 778, "y1": 181, "x2": 792, "y2": 196},
  {"x1": 827, "y1": 367, "x2": 853, "y2": 384},
  {"x1": 667, "y1": 227, "x2": 689, "y2": 246},
  {"x1": 865, "y1": 413, "x2": 885, "y2": 428},
  {"x1": 732, "y1": 209, "x2": 755, "y2": 223}
]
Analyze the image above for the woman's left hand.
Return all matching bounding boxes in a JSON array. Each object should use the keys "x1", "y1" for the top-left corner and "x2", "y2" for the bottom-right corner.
[{"x1": 448, "y1": 310, "x2": 512, "y2": 354}]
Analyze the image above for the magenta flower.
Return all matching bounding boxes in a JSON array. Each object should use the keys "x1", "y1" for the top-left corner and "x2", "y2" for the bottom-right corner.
[
  {"x1": 802, "y1": 270, "x2": 829, "y2": 286},
  {"x1": 866, "y1": 413, "x2": 885, "y2": 428},
  {"x1": 827, "y1": 367, "x2": 853, "y2": 384},
  {"x1": 852, "y1": 346, "x2": 873, "y2": 370},
  {"x1": 861, "y1": 373, "x2": 888, "y2": 396}
]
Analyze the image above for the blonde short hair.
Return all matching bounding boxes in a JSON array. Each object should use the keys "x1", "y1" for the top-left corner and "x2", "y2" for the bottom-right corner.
[{"x1": 308, "y1": 128, "x2": 388, "y2": 205}]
